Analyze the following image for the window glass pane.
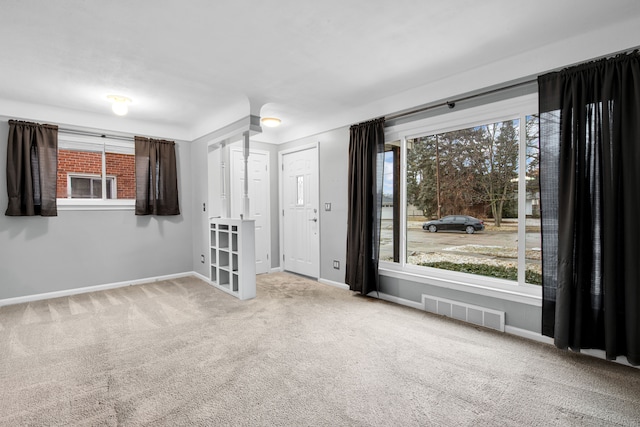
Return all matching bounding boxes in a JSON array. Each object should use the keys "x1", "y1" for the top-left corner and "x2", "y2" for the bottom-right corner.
[
  {"x1": 70, "y1": 177, "x2": 93, "y2": 198},
  {"x1": 91, "y1": 177, "x2": 102, "y2": 198},
  {"x1": 296, "y1": 175, "x2": 304, "y2": 206},
  {"x1": 525, "y1": 115, "x2": 542, "y2": 285},
  {"x1": 105, "y1": 177, "x2": 114, "y2": 199},
  {"x1": 406, "y1": 119, "x2": 520, "y2": 281},
  {"x1": 380, "y1": 143, "x2": 399, "y2": 262}
]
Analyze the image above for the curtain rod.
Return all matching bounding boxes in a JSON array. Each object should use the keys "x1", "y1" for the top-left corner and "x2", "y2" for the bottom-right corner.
[
  {"x1": 58, "y1": 127, "x2": 134, "y2": 142},
  {"x1": 385, "y1": 78, "x2": 537, "y2": 122},
  {"x1": 386, "y1": 47, "x2": 640, "y2": 123}
]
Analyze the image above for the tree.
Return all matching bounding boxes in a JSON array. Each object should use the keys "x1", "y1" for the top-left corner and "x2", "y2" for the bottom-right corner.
[
  {"x1": 407, "y1": 129, "x2": 480, "y2": 218},
  {"x1": 406, "y1": 120, "x2": 520, "y2": 225},
  {"x1": 406, "y1": 136, "x2": 438, "y2": 217},
  {"x1": 526, "y1": 115, "x2": 540, "y2": 217},
  {"x1": 437, "y1": 127, "x2": 482, "y2": 216},
  {"x1": 468, "y1": 120, "x2": 519, "y2": 226}
]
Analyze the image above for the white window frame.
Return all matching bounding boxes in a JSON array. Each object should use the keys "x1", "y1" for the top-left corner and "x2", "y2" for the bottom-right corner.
[
  {"x1": 57, "y1": 132, "x2": 135, "y2": 211},
  {"x1": 66, "y1": 173, "x2": 117, "y2": 199},
  {"x1": 381, "y1": 93, "x2": 542, "y2": 305}
]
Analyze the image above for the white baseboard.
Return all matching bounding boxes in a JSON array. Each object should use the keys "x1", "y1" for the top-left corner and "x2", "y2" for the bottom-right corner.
[
  {"x1": 371, "y1": 292, "x2": 548, "y2": 340},
  {"x1": 503, "y1": 327, "x2": 636, "y2": 368},
  {"x1": 191, "y1": 271, "x2": 211, "y2": 283},
  {"x1": 579, "y1": 349, "x2": 636, "y2": 367},
  {"x1": 270, "y1": 267, "x2": 283, "y2": 274},
  {"x1": 0, "y1": 271, "x2": 195, "y2": 307},
  {"x1": 504, "y1": 325, "x2": 637, "y2": 368},
  {"x1": 504, "y1": 325, "x2": 554, "y2": 345},
  {"x1": 370, "y1": 291, "x2": 424, "y2": 311},
  {"x1": 318, "y1": 278, "x2": 350, "y2": 290}
]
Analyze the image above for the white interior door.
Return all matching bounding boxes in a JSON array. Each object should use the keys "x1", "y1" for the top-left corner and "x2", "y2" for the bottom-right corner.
[
  {"x1": 231, "y1": 148, "x2": 270, "y2": 275},
  {"x1": 282, "y1": 146, "x2": 319, "y2": 278}
]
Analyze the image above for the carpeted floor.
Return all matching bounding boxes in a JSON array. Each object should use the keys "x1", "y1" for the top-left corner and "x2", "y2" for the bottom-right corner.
[{"x1": 1, "y1": 272, "x2": 639, "y2": 426}]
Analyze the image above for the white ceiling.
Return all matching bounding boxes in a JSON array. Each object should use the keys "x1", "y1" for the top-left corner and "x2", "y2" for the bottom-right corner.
[{"x1": 1, "y1": 1, "x2": 639, "y2": 143}]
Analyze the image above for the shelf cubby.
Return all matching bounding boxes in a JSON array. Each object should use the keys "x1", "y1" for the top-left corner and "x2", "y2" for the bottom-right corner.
[
  {"x1": 232, "y1": 233, "x2": 238, "y2": 252},
  {"x1": 219, "y1": 250, "x2": 230, "y2": 268},
  {"x1": 219, "y1": 269, "x2": 230, "y2": 288},
  {"x1": 208, "y1": 218, "x2": 256, "y2": 300},
  {"x1": 219, "y1": 231, "x2": 229, "y2": 249}
]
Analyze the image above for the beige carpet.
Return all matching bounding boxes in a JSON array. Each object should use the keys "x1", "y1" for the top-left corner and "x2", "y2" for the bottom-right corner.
[{"x1": 1, "y1": 273, "x2": 639, "y2": 426}]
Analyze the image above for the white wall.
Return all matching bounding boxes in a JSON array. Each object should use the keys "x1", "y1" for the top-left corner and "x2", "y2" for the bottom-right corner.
[{"x1": 0, "y1": 121, "x2": 193, "y2": 300}]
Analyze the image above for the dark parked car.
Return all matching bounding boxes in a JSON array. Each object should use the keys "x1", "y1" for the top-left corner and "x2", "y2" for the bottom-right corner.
[{"x1": 422, "y1": 215, "x2": 485, "y2": 234}]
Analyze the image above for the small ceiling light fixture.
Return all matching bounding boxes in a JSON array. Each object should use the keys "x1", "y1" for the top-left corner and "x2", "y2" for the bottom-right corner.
[
  {"x1": 260, "y1": 117, "x2": 281, "y2": 128},
  {"x1": 107, "y1": 95, "x2": 132, "y2": 116}
]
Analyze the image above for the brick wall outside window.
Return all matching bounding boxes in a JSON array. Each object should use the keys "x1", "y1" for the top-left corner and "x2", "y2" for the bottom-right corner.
[
  {"x1": 57, "y1": 149, "x2": 136, "y2": 199},
  {"x1": 106, "y1": 153, "x2": 136, "y2": 199}
]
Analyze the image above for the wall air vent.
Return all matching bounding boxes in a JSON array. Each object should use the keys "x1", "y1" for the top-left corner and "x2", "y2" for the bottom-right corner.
[{"x1": 421, "y1": 294, "x2": 505, "y2": 332}]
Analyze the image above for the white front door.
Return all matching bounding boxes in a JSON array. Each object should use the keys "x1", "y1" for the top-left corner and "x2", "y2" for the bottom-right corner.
[
  {"x1": 231, "y1": 148, "x2": 270, "y2": 275},
  {"x1": 281, "y1": 146, "x2": 319, "y2": 278}
]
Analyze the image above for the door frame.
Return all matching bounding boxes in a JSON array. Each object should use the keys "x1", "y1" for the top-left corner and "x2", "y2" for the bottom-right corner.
[
  {"x1": 229, "y1": 146, "x2": 271, "y2": 274},
  {"x1": 278, "y1": 142, "x2": 320, "y2": 276}
]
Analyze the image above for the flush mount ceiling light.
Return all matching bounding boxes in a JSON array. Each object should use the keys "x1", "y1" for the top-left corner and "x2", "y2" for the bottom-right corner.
[
  {"x1": 260, "y1": 117, "x2": 281, "y2": 128},
  {"x1": 107, "y1": 95, "x2": 132, "y2": 116}
]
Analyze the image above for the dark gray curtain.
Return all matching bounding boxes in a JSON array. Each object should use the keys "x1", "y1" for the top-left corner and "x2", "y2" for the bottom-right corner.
[
  {"x1": 5, "y1": 120, "x2": 58, "y2": 216},
  {"x1": 539, "y1": 51, "x2": 640, "y2": 365},
  {"x1": 345, "y1": 118, "x2": 385, "y2": 295},
  {"x1": 135, "y1": 136, "x2": 180, "y2": 216}
]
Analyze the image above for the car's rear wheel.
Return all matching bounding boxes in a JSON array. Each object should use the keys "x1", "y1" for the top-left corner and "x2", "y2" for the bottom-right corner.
[
  {"x1": 428, "y1": 225, "x2": 437, "y2": 233},
  {"x1": 465, "y1": 225, "x2": 475, "y2": 234}
]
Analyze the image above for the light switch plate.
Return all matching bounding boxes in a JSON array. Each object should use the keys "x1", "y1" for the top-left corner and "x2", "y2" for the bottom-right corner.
[{"x1": 325, "y1": 203, "x2": 331, "y2": 211}]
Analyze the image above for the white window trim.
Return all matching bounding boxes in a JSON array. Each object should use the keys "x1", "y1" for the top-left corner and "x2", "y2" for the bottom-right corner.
[
  {"x1": 57, "y1": 132, "x2": 135, "y2": 211},
  {"x1": 57, "y1": 199, "x2": 135, "y2": 211},
  {"x1": 381, "y1": 93, "x2": 541, "y2": 305},
  {"x1": 379, "y1": 263, "x2": 541, "y2": 306}
]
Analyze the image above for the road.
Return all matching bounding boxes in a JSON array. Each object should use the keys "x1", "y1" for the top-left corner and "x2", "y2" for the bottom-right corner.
[{"x1": 380, "y1": 219, "x2": 541, "y2": 269}]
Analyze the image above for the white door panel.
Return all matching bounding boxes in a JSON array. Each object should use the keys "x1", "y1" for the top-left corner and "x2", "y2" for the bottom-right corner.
[
  {"x1": 282, "y1": 147, "x2": 319, "y2": 278},
  {"x1": 231, "y1": 148, "x2": 270, "y2": 275}
]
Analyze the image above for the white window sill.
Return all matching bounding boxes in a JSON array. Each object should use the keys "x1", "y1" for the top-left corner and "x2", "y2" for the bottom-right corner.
[
  {"x1": 379, "y1": 262, "x2": 542, "y2": 307},
  {"x1": 57, "y1": 199, "x2": 135, "y2": 211}
]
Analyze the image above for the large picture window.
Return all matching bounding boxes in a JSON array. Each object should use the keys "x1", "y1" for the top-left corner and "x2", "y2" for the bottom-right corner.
[{"x1": 381, "y1": 96, "x2": 540, "y2": 289}]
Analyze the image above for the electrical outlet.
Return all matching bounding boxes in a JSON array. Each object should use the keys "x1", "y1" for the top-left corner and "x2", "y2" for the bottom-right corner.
[
  {"x1": 203, "y1": 202, "x2": 206, "y2": 212},
  {"x1": 200, "y1": 254, "x2": 205, "y2": 263},
  {"x1": 333, "y1": 260, "x2": 340, "y2": 269}
]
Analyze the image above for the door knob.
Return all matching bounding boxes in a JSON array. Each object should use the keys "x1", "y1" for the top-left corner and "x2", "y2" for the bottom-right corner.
[{"x1": 309, "y1": 218, "x2": 318, "y2": 222}]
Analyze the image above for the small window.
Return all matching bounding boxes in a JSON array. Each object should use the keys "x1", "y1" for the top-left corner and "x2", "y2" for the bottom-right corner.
[
  {"x1": 68, "y1": 174, "x2": 115, "y2": 199},
  {"x1": 56, "y1": 133, "x2": 135, "y2": 208}
]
